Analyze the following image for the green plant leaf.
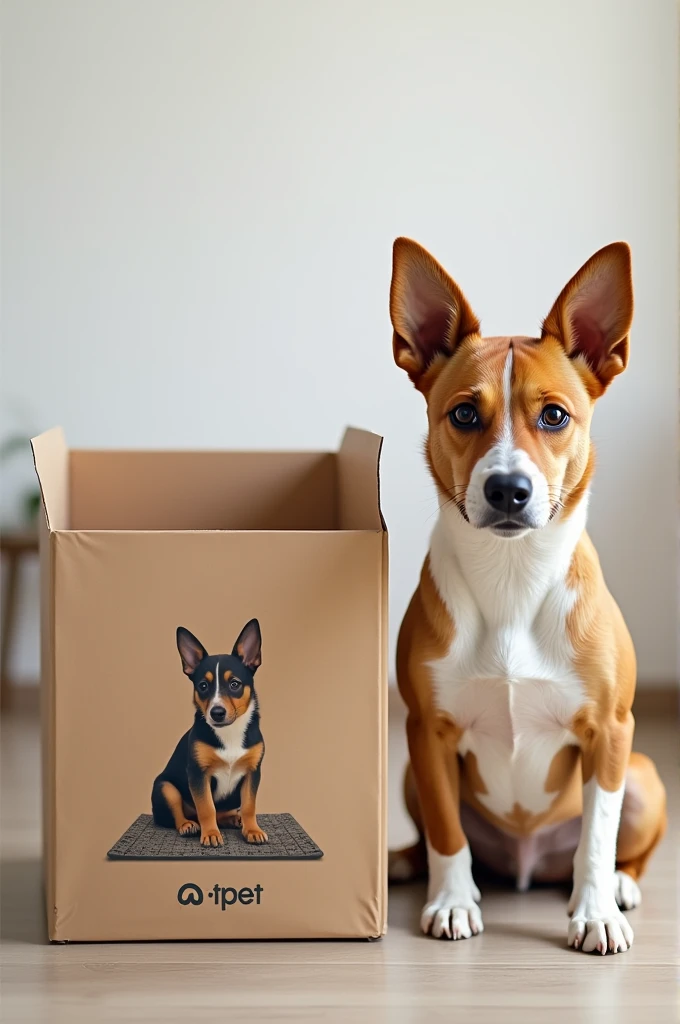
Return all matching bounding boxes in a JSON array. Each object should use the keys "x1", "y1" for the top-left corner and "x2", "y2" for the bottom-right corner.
[
  {"x1": 0, "y1": 435, "x2": 31, "y2": 460},
  {"x1": 23, "y1": 489, "x2": 41, "y2": 524}
]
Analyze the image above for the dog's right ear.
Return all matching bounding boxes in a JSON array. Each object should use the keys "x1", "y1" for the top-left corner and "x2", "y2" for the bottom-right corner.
[
  {"x1": 232, "y1": 619, "x2": 262, "y2": 672},
  {"x1": 390, "y1": 237, "x2": 480, "y2": 388},
  {"x1": 542, "y1": 242, "x2": 634, "y2": 396},
  {"x1": 176, "y1": 627, "x2": 207, "y2": 677}
]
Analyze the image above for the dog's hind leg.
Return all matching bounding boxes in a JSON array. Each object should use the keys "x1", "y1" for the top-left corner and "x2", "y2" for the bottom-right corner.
[
  {"x1": 217, "y1": 809, "x2": 242, "y2": 828},
  {"x1": 152, "y1": 778, "x2": 199, "y2": 836},
  {"x1": 388, "y1": 762, "x2": 427, "y2": 883},
  {"x1": 613, "y1": 752, "x2": 667, "y2": 909}
]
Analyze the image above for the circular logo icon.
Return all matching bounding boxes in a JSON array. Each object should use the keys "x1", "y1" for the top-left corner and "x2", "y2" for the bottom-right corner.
[{"x1": 177, "y1": 882, "x2": 204, "y2": 906}]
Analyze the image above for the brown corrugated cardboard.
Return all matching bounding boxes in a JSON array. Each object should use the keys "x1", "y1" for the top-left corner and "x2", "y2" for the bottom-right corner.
[{"x1": 31, "y1": 427, "x2": 388, "y2": 942}]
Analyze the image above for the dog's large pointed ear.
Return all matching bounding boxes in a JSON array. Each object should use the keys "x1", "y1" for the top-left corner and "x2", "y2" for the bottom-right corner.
[
  {"x1": 232, "y1": 619, "x2": 262, "y2": 672},
  {"x1": 176, "y1": 627, "x2": 207, "y2": 677},
  {"x1": 542, "y1": 242, "x2": 633, "y2": 394},
  {"x1": 390, "y1": 238, "x2": 480, "y2": 386}
]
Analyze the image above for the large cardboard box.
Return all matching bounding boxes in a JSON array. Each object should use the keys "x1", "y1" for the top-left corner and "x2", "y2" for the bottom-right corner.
[{"x1": 31, "y1": 427, "x2": 388, "y2": 942}]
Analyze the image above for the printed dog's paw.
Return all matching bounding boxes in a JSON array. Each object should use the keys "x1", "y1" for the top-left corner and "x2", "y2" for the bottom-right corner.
[
  {"x1": 613, "y1": 870, "x2": 641, "y2": 911},
  {"x1": 568, "y1": 885, "x2": 633, "y2": 954},
  {"x1": 200, "y1": 829, "x2": 224, "y2": 847},
  {"x1": 178, "y1": 820, "x2": 199, "y2": 837},
  {"x1": 243, "y1": 826, "x2": 268, "y2": 844}
]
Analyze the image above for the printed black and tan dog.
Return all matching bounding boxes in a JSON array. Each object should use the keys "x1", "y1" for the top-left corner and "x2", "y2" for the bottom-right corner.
[{"x1": 151, "y1": 620, "x2": 267, "y2": 846}]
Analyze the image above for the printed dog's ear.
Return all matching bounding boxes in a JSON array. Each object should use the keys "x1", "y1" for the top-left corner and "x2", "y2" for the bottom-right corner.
[
  {"x1": 176, "y1": 627, "x2": 207, "y2": 676},
  {"x1": 390, "y1": 237, "x2": 480, "y2": 387},
  {"x1": 542, "y1": 242, "x2": 633, "y2": 394},
  {"x1": 232, "y1": 619, "x2": 262, "y2": 672}
]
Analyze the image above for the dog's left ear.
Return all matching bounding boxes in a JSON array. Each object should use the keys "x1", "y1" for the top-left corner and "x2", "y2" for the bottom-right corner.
[
  {"x1": 232, "y1": 619, "x2": 262, "y2": 672},
  {"x1": 390, "y1": 237, "x2": 480, "y2": 388},
  {"x1": 542, "y1": 242, "x2": 633, "y2": 394},
  {"x1": 177, "y1": 627, "x2": 207, "y2": 677}
]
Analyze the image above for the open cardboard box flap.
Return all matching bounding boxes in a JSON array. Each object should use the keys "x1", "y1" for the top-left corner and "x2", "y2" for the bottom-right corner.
[
  {"x1": 31, "y1": 426, "x2": 384, "y2": 533},
  {"x1": 30, "y1": 426, "x2": 69, "y2": 532}
]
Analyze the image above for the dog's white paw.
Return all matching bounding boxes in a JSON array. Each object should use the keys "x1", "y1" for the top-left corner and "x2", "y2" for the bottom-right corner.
[
  {"x1": 422, "y1": 842, "x2": 483, "y2": 941},
  {"x1": 568, "y1": 883, "x2": 633, "y2": 954},
  {"x1": 421, "y1": 895, "x2": 483, "y2": 939},
  {"x1": 613, "y1": 870, "x2": 641, "y2": 911}
]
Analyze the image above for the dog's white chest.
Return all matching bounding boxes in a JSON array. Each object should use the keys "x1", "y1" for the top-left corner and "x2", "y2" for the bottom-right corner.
[
  {"x1": 209, "y1": 713, "x2": 252, "y2": 802},
  {"x1": 433, "y1": 633, "x2": 583, "y2": 820},
  {"x1": 428, "y1": 515, "x2": 587, "y2": 821},
  {"x1": 212, "y1": 751, "x2": 247, "y2": 802}
]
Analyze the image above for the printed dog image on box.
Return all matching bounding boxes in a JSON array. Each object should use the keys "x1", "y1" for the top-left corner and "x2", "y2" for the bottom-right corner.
[
  {"x1": 153, "y1": 620, "x2": 268, "y2": 846},
  {"x1": 107, "y1": 619, "x2": 324, "y2": 862}
]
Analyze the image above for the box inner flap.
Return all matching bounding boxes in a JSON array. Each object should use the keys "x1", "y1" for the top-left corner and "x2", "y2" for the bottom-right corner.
[
  {"x1": 31, "y1": 427, "x2": 69, "y2": 531},
  {"x1": 336, "y1": 428, "x2": 384, "y2": 532},
  {"x1": 70, "y1": 450, "x2": 338, "y2": 530},
  {"x1": 34, "y1": 427, "x2": 385, "y2": 532}
]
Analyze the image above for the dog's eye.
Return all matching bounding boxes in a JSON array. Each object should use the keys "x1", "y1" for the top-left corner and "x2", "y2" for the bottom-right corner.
[
  {"x1": 197, "y1": 681, "x2": 209, "y2": 695},
  {"x1": 449, "y1": 403, "x2": 479, "y2": 429},
  {"x1": 539, "y1": 405, "x2": 570, "y2": 430},
  {"x1": 229, "y1": 680, "x2": 242, "y2": 692}
]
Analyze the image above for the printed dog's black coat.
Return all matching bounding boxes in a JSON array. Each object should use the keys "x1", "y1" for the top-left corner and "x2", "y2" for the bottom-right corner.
[
  {"x1": 151, "y1": 619, "x2": 268, "y2": 845},
  {"x1": 151, "y1": 702, "x2": 263, "y2": 818}
]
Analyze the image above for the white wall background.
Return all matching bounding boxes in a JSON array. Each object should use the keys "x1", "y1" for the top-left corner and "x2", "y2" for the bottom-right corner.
[{"x1": 2, "y1": 0, "x2": 677, "y2": 686}]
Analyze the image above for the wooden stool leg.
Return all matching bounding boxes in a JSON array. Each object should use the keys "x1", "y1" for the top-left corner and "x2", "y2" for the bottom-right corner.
[{"x1": 1, "y1": 551, "x2": 20, "y2": 711}]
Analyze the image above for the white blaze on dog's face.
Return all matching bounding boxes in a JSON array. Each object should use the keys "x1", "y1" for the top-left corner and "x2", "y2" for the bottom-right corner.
[{"x1": 390, "y1": 238, "x2": 634, "y2": 537}]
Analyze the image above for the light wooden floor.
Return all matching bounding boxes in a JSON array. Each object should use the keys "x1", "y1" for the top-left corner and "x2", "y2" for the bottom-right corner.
[{"x1": 1, "y1": 701, "x2": 678, "y2": 1024}]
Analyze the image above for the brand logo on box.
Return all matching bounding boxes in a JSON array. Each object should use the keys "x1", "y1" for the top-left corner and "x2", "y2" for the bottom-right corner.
[{"x1": 177, "y1": 882, "x2": 263, "y2": 910}]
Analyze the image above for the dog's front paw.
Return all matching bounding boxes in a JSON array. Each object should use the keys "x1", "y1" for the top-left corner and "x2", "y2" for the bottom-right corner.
[
  {"x1": 422, "y1": 843, "x2": 483, "y2": 940},
  {"x1": 200, "y1": 829, "x2": 224, "y2": 847},
  {"x1": 568, "y1": 883, "x2": 633, "y2": 954},
  {"x1": 243, "y1": 825, "x2": 268, "y2": 844},
  {"x1": 421, "y1": 895, "x2": 483, "y2": 940},
  {"x1": 178, "y1": 820, "x2": 199, "y2": 837}
]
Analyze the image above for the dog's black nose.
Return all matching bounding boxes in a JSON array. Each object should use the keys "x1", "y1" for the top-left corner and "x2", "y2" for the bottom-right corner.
[
  {"x1": 484, "y1": 473, "x2": 533, "y2": 513},
  {"x1": 210, "y1": 705, "x2": 227, "y2": 723}
]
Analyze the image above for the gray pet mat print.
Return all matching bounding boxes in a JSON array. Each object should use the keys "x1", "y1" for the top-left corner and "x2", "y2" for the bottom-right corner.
[{"x1": 107, "y1": 813, "x2": 323, "y2": 860}]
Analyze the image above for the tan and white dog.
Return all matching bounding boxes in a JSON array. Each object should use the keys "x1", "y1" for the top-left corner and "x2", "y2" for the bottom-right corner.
[{"x1": 388, "y1": 238, "x2": 667, "y2": 954}]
